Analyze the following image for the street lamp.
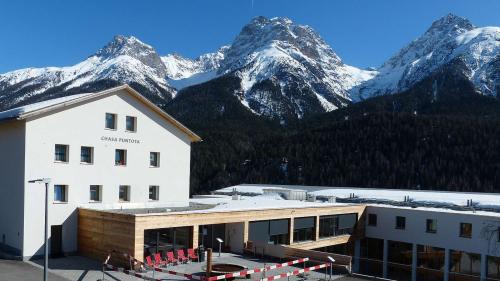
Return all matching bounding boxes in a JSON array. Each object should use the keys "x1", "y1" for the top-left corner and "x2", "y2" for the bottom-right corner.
[
  {"x1": 216, "y1": 238, "x2": 223, "y2": 257},
  {"x1": 28, "y1": 178, "x2": 51, "y2": 281},
  {"x1": 327, "y1": 256, "x2": 335, "y2": 280}
]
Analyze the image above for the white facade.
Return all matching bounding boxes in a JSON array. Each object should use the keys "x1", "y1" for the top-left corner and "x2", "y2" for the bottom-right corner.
[
  {"x1": 365, "y1": 205, "x2": 500, "y2": 257},
  {"x1": 0, "y1": 86, "x2": 199, "y2": 259}
]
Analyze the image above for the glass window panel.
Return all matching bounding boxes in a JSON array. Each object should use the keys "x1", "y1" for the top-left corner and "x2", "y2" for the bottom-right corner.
[
  {"x1": 294, "y1": 217, "x2": 315, "y2": 229},
  {"x1": 126, "y1": 116, "x2": 136, "y2": 132},
  {"x1": 149, "y1": 186, "x2": 159, "y2": 200},
  {"x1": 115, "y1": 149, "x2": 126, "y2": 165},
  {"x1": 105, "y1": 113, "x2": 116, "y2": 129},
  {"x1": 368, "y1": 214, "x2": 377, "y2": 226},
  {"x1": 54, "y1": 185, "x2": 67, "y2": 202},
  {"x1": 426, "y1": 219, "x2": 437, "y2": 233},
  {"x1": 90, "y1": 185, "x2": 101, "y2": 201},
  {"x1": 460, "y1": 223, "x2": 472, "y2": 238},
  {"x1": 119, "y1": 185, "x2": 129, "y2": 202},
  {"x1": 55, "y1": 144, "x2": 68, "y2": 162},
  {"x1": 396, "y1": 216, "x2": 406, "y2": 230},
  {"x1": 269, "y1": 219, "x2": 289, "y2": 235},
  {"x1": 81, "y1": 146, "x2": 93, "y2": 164},
  {"x1": 150, "y1": 152, "x2": 160, "y2": 167}
]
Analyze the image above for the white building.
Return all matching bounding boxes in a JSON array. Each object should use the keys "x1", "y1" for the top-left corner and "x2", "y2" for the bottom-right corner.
[
  {"x1": 0, "y1": 85, "x2": 200, "y2": 259},
  {"x1": 218, "y1": 184, "x2": 500, "y2": 281}
]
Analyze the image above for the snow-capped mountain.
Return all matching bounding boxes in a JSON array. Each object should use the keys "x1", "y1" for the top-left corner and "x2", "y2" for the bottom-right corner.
[
  {"x1": 353, "y1": 14, "x2": 499, "y2": 101},
  {"x1": 215, "y1": 16, "x2": 376, "y2": 119},
  {"x1": 0, "y1": 35, "x2": 175, "y2": 109},
  {"x1": 0, "y1": 14, "x2": 497, "y2": 121}
]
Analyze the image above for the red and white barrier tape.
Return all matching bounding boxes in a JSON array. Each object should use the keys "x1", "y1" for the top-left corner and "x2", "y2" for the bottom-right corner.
[
  {"x1": 259, "y1": 263, "x2": 329, "y2": 281},
  {"x1": 104, "y1": 263, "x2": 162, "y2": 281},
  {"x1": 207, "y1": 257, "x2": 310, "y2": 281}
]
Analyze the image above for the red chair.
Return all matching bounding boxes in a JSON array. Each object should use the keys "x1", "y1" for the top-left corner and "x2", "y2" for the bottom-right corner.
[
  {"x1": 154, "y1": 253, "x2": 167, "y2": 267},
  {"x1": 145, "y1": 255, "x2": 155, "y2": 269},
  {"x1": 177, "y1": 249, "x2": 189, "y2": 263},
  {"x1": 188, "y1": 248, "x2": 199, "y2": 262},
  {"x1": 166, "y1": 251, "x2": 178, "y2": 265}
]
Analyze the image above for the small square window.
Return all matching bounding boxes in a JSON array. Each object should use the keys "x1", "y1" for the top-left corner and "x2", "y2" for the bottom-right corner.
[
  {"x1": 150, "y1": 152, "x2": 160, "y2": 167},
  {"x1": 149, "y1": 186, "x2": 159, "y2": 201},
  {"x1": 55, "y1": 144, "x2": 69, "y2": 162},
  {"x1": 89, "y1": 185, "x2": 101, "y2": 202},
  {"x1": 54, "y1": 185, "x2": 68, "y2": 202},
  {"x1": 81, "y1": 146, "x2": 94, "y2": 164},
  {"x1": 119, "y1": 185, "x2": 130, "y2": 202},
  {"x1": 105, "y1": 113, "x2": 117, "y2": 130},
  {"x1": 426, "y1": 219, "x2": 437, "y2": 233},
  {"x1": 396, "y1": 216, "x2": 406, "y2": 230},
  {"x1": 368, "y1": 214, "x2": 377, "y2": 226},
  {"x1": 115, "y1": 149, "x2": 127, "y2": 166},
  {"x1": 460, "y1": 223, "x2": 472, "y2": 238},
  {"x1": 126, "y1": 116, "x2": 137, "y2": 132}
]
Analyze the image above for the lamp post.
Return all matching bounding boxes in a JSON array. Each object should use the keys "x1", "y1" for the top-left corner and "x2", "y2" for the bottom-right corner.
[
  {"x1": 216, "y1": 238, "x2": 223, "y2": 257},
  {"x1": 29, "y1": 178, "x2": 51, "y2": 281},
  {"x1": 327, "y1": 256, "x2": 335, "y2": 280}
]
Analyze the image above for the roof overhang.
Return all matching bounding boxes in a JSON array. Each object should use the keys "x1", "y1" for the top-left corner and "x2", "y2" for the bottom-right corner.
[{"x1": 12, "y1": 84, "x2": 202, "y2": 142}]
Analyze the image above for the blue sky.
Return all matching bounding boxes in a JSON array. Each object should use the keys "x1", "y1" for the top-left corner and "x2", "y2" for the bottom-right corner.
[{"x1": 0, "y1": 0, "x2": 498, "y2": 73}]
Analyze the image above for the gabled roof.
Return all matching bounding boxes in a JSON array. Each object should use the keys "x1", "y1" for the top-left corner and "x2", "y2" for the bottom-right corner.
[{"x1": 0, "y1": 85, "x2": 201, "y2": 142}]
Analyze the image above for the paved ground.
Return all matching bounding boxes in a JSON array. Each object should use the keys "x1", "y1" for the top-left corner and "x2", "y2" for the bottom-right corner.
[
  {"x1": 0, "y1": 259, "x2": 69, "y2": 281},
  {"x1": 1, "y1": 253, "x2": 362, "y2": 281}
]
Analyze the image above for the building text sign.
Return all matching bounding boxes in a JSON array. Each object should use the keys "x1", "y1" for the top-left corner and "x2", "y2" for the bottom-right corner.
[{"x1": 100, "y1": 136, "x2": 141, "y2": 144}]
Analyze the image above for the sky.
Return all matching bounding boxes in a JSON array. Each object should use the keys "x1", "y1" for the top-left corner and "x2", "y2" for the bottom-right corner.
[{"x1": 0, "y1": 0, "x2": 499, "y2": 73}]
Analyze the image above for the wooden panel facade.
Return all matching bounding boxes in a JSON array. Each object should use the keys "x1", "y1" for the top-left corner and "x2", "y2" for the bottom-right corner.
[{"x1": 78, "y1": 204, "x2": 366, "y2": 264}]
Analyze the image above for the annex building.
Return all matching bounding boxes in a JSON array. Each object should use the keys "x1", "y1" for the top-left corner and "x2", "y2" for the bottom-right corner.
[{"x1": 0, "y1": 85, "x2": 499, "y2": 281}]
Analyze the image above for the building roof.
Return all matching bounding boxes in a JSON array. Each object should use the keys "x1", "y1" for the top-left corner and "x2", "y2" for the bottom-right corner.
[
  {"x1": 85, "y1": 194, "x2": 349, "y2": 216},
  {"x1": 216, "y1": 184, "x2": 500, "y2": 216},
  {"x1": 0, "y1": 85, "x2": 201, "y2": 142}
]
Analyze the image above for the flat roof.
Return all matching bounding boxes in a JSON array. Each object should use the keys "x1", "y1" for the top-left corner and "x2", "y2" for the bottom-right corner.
[
  {"x1": 216, "y1": 184, "x2": 500, "y2": 216},
  {"x1": 85, "y1": 194, "x2": 349, "y2": 216}
]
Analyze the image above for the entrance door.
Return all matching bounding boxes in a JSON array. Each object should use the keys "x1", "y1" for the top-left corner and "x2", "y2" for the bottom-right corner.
[{"x1": 50, "y1": 225, "x2": 63, "y2": 258}]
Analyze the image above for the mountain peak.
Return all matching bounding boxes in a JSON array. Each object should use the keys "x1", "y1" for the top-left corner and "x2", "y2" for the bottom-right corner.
[
  {"x1": 95, "y1": 35, "x2": 154, "y2": 58},
  {"x1": 426, "y1": 13, "x2": 474, "y2": 35},
  {"x1": 94, "y1": 35, "x2": 167, "y2": 77}
]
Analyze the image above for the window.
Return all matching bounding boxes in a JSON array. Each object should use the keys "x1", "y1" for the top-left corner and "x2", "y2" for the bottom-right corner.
[
  {"x1": 119, "y1": 185, "x2": 130, "y2": 202},
  {"x1": 126, "y1": 116, "x2": 137, "y2": 132},
  {"x1": 319, "y1": 214, "x2": 357, "y2": 238},
  {"x1": 54, "y1": 144, "x2": 69, "y2": 162},
  {"x1": 293, "y1": 217, "x2": 315, "y2": 243},
  {"x1": 460, "y1": 223, "x2": 472, "y2": 238},
  {"x1": 89, "y1": 185, "x2": 101, "y2": 202},
  {"x1": 54, "y1": 185, "x2": 67, "y2": 202},
  {"x1": 115, "y1": 149, "x2": 127, "y2": 166},
  {"x1": 368, "y1": 214, "x2": 377, "y2": 226},
  {"x1": 150, "y1": 152, "x2": 160, "y2": 167},
  {"x1": 105, "y1": 113, "x2": 117, "y2": 130},
  {"x1": 426, "y1": 219, "x2": 437, "y2": 233},
  {"x1": 149, "y1": 185, "x2": 159, "y2": 201},
  {"x1": 80, "y1": 146, "x2": 93, "y2": 164},
  {"x1": 396, "y1": 216, "x2": 406, "y2": 230}
]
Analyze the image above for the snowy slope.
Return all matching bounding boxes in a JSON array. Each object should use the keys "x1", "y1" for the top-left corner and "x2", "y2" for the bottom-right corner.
[
  {"x1": 0, "y1": 35, "x2": 175, "y2": 109},
  {"x1": 352, "y1": 14, "x2": 500, "y2": 101},
  {"x1": 161, "y1": 46, "x2": 228, "y2": 80}
]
